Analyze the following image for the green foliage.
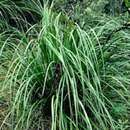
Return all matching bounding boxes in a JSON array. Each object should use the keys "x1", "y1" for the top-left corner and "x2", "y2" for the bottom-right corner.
[
  {"x1": 0, "y1": 0, "x2": 130, "y2": 130},
  {"x1": 125, "y1": 0, "x2": 130, "y2": 8}
]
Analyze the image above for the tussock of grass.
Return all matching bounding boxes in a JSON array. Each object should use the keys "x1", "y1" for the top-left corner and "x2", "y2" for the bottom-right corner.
[{"x1": 0, "y1": 1, "x2": 130, "y2": 130}]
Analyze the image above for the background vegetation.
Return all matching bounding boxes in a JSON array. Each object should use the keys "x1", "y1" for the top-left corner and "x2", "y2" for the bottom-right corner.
[{"x1": 1, "y1": 0, "x2": 130, "y2": 130}]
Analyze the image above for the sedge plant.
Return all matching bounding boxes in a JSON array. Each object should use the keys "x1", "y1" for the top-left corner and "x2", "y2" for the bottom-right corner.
[{"x1": 1, "y1": 2, "x2": 130, "y2": 130}]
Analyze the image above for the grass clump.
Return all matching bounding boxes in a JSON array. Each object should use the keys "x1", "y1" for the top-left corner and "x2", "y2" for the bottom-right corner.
[{"x1": 0, "y1": 1, "x2": 130, "y2": 130}]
